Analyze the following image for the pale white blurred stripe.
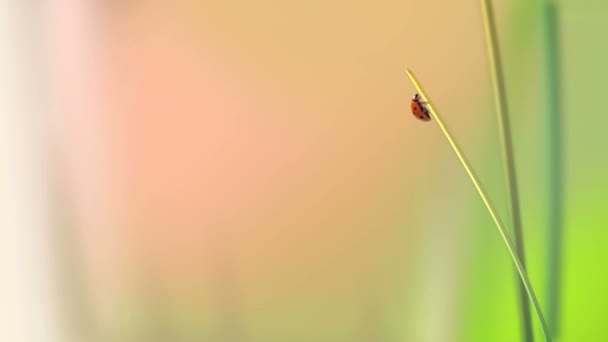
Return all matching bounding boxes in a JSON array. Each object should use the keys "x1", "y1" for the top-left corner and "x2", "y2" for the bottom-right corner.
[
  {"x1": 0, "y1": 1, "x2": 63, "y2": 342},
  {"x1": 402, "y1": 159, "x2": 467, "y2": 342}
]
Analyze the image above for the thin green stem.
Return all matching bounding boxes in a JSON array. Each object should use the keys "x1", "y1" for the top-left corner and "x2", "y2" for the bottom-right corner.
[
  {"x1": 479, "y1": 0, "x2": 533, "y2": 340},
  {"x1": 541, "y1": 0, "x2": 563, "y2": 337},
  {"x1": 405, "y1": 69, "x2": 552, "y2": 342}
]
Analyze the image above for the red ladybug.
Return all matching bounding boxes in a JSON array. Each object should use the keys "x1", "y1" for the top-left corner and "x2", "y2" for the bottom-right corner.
[{"x1": 410, "y1": 93, "x2": 431, "y2": 121}]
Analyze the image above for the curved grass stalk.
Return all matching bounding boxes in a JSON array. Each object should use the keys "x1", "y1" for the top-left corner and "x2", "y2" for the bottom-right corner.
[
  {"x1": 405, "y1": 69, "x2": 552, "y2": 342},
  {"x1": 479, "y1": 0, "x2": 533, "y2": 340}
]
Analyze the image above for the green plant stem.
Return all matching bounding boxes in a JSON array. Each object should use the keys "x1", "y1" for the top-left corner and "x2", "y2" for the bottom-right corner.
[
  {"x1": 479, "y1": 0, "x2": 533, "y2": 340},
  {"x1": 541, "y1": 1, "x2": 563, "y2": 337},
  {"x1": 405, "y1": 69, "x2": 552, "y2": 342}
]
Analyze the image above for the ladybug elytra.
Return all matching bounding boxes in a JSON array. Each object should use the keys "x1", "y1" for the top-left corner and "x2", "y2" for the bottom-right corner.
[{"x1": 410, "y1": 93, "x2": 431, "y2": 122}]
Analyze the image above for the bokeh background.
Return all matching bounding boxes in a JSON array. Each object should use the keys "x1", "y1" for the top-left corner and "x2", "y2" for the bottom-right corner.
[{"x1": 1, "y1": 0, "x2": 607, "y2": 341}]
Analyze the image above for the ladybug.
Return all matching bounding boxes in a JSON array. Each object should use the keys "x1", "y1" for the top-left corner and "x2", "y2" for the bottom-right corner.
[{"x1": 410, "y1": 93, "x2": 431, "y2": 121}]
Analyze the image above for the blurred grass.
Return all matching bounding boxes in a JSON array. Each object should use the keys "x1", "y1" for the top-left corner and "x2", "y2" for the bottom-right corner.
[
  {"x1": 462, "y1": 1, "x2": 608, "y2": 341},
  {"x1": 540, "y1": 1, "x2": 563, "y2": 337},
  {"x1": 479, "y1": 0, "x2": 532, "y2": 340}
]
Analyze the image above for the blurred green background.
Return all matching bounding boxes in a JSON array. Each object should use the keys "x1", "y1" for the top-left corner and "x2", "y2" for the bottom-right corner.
[{"x1": 41, "y1": 0, "x2": 608, "y2": 341}]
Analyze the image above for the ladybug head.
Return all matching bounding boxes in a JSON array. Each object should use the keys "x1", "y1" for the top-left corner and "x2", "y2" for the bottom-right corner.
[{"x1": 413, "y1": 93, "x2": 420, "y2": 100}]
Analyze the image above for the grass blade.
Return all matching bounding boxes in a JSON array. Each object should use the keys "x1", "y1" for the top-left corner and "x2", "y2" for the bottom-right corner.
[
  {"x1": 541, "y1": 1, "x2": 563, "y2": 337},
  {"x1": 405, "y1": 69, "x2": 552, "y2": 342},
  {"x1": 479, "y1": 0, "x2": 533, "y2": 340}
]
